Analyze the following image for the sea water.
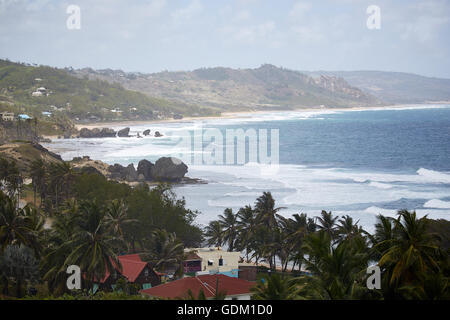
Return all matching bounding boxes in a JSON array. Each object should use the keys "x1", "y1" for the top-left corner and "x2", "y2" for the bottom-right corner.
[{"x1": 44, "y1": 105, "x2": 450, "y2": 232}]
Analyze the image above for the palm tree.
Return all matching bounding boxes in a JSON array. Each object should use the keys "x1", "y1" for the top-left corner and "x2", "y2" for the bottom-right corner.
[
  {"x1": 377, "y1": 210, "x2": 441, "y2": 295},
  {"x1": 30, "y1": 159, "x2": 47, "y2": 208},
  {"x1": 204, "y1": 220, "x2": 224, "y2": 247},
  {"x1": 62, "y1": 200, "x2": 123, "y2": 291},
  {"x1": 254, "y1": 192, "x2": 285, "y2": 269},
  {"x1": 0, "y1": 191, "x2": 40, "y2": 254},
  {"x1": 316, "y1": 210, "x2": 338, "y2": 239},
  {"x1": 336, "y1": 215, "x2": 362, "y2": 243},
  {"x1": 236, "y1": 205, "x2": 257, "y2": 262},
  {"x1": 251, "y1": 274, "x2": 299, "y2": 300},
  {"x1": 48, "y1": 162, "x2": 76, "y2": 209},
  {"x1": 300, "y1": 230, "x2": 370, "y2": 299},
  {"x1": 146, "y1": 229, "x2": 184, "y2": 274},
  {"x1": 254, "y1": 192, "x2": 284, "y2": 230},
  {"x1": 104, "y1": 199, "x2": 137, "y2": 251},
  {"x1": 218, "y1": 208, "x2": 238, "y2": 252}
]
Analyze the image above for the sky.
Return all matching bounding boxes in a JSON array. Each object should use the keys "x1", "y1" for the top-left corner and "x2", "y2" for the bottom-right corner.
[{"x1": 0, "y1": 0, "x2": 450, "y2": 78}]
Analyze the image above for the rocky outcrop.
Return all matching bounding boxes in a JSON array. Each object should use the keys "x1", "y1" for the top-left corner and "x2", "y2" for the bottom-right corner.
[
  {"x1": 137, "y1": 159, "x2": 154, "y2": 181},
  {"x1": 79, "y1": 127, "x2": 116, "y2": 138},
  {"x1": 143, "y1": 129, "x2": 151, "y2": 136},
  {"x1": 108, "y1": 163, "x2": 138, "y2": 182},
  {"x1": 151, "y1": 157, "x2": 188, "y2": 181},
  {"x1": 154, "y1": 131, "x2": 163, "y2": 137},
  {"x1": 117, "y1": 127, "x2": 131, "y2": 137}
]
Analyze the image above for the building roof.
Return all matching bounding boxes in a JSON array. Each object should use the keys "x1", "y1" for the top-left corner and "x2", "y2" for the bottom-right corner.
[
  {"x1": 184, "y1": 252, "x2": 202, "y2": 261},
  {"x1": 99, "y1": 254, "x2": 150, "y2": 283},
  {"x1": 140, "y1": 274, "x2": 255, "y2": 299}
]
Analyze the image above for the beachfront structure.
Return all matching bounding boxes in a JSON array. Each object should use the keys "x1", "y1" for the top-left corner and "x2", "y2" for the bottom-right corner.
[
  {"x1": 140, "y1": 274, "x2": 254, "y2": 300},
  {"x1": 184, "y1": 248, "x2": 240, "y2": 278},
  {"x1": 0, "y1": 112, "x2": 14, "y2": 121}
]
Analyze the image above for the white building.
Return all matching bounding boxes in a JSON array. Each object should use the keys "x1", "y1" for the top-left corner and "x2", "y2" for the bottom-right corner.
[{"x1": 184, "y1": 247, "x2": 241, "y2": 278}]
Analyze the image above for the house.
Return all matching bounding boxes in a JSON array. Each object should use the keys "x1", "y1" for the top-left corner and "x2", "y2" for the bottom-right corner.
[
  {"x1": 183, "y1": 252, "x2": 202, "y2": 275},
  {"x1": 94, "y1": 254, "x2": 161, "y2": 292},
  {"x1": 140, "y1": 274, "x2": 255, "y2": 300},
  {"x1": 0, "y1": 112, "x2": 14, "y2": 121},
  {"x1": 32, "y1": 91, "x2": 43, "y2": 97},
  {"x1": 18, "y1": 114, "x2": 32, "y2": 120},
  {"x1": 184, "y1": 248, "x2": 241, "y2": 278},
  {"x1": 238, "y1": 263, "x2": 258, "y2": 281},
  {"x1": 42, "y1": 111, "x2": 52, "y2": 117}
]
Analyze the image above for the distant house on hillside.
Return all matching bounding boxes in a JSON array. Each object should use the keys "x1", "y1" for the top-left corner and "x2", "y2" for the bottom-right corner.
[
  {"x1": 0, "y1": 112, "x2": 14, "y2": 121},
  {"x1": 18, "y1": 114, "x2": 32, "y2": 120},
  {"x1": 42, "y1": 111, "x2": 52, "y2": 117},
  {"x1": 140, "y1": 274, "x2": 255, "y2": 300},
  {"x1": 92, "y1": 254, "x2": 162, "y2": 293}
]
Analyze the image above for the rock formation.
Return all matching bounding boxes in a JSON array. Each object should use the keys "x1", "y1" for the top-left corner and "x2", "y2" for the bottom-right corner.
[
  {"x1": 151, "y1": 157, "x2": 188, "y2": 181},
  {"x1": 117, "y1": 127, "x2": 131, "y2": 137},
  {"x1": 137, "y1": 159, "x2": 154, "y2": 181}
]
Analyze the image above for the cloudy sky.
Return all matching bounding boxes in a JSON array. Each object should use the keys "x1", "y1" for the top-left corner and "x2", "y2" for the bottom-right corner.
[{"x1": 1, "y1": 0, "x2": 450, "y2": 77}]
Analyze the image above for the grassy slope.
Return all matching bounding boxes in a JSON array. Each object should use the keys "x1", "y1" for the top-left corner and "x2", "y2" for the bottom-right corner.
[
  {"x1": 0, "y1": 60, "x2": 217, "y2": 122},
  {"x1": 305, "y1": 70, "x2": 450, "y2": 104},
  {"x1": 75, "y1": 64, "x2": 383, "y2": 111}
]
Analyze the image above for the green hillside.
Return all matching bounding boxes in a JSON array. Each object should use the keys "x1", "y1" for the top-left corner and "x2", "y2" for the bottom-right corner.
[
  {"x1": 0, "y1": 59, "x2": 217, "y2": 123},
  {"x1": 75, "y1": 64, "x2": 383, "y2": 111}
]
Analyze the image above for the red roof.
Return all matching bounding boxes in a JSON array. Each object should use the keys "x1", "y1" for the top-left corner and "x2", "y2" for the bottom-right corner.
[
  {"x1": 98, "y1": 254, "x2": 151, "y2": 283},
  {"x1": 184, "y1": 252, "x2": 202, "y2": 261},
  {"x1": 140, "y1": 274, "x2": 255, "y2": 299}
]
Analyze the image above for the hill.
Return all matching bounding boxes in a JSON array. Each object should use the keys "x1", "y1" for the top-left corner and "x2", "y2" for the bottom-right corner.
[
  {"x1": 304, "y1": 70, "x2": 450, "y2": 104},
  {"x1": 74, "y1": 64, "x2": 383, "y2": 111},
  {"x1": 0, "y1": 59, "x2": 217, "y2": 124}
]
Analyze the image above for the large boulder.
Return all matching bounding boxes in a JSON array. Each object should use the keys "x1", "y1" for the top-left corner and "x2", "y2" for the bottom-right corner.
[
  {"x1": 143, "y1": 129, "x2": 151, "y2": 136},
  {"x1": 117, "y1": 127, "x2": 131, "y2": 137},
  {"x1": 79, "y1": 127, "x2": 116, "y2": 138},
  {"x1": 79, "y1": 128, "x2": 95, "y2": 138},
  {"x1": 99, "y1": 128, "x2": 116, "y2": 137},
  {"x1": 154, "y1": 131, "x2": 163, "y2": 137},
  {"x1": 108, "y1": 163, "x2": 138, "y2": 182},
  {"x1": 151, "y1": 157, "x2": 188, "y2": 181},
  {"x1": 137, "y1": 159, "x2": 154, "y2": 181}
]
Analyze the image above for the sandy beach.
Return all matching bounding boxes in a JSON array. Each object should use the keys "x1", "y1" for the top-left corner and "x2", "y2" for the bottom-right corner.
[{"x1": 73, "y1": 104, "x2": 444, "y2": 130}]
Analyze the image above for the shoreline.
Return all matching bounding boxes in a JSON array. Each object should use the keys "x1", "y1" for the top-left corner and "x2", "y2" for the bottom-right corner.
[{"x1": 73, "y1": 103, "x2": 450, "y2": 130}]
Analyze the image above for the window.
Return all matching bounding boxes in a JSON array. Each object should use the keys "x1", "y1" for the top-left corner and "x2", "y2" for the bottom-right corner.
[{"x1": 144, "y1": 269, "x2": 149, "y2": 277}]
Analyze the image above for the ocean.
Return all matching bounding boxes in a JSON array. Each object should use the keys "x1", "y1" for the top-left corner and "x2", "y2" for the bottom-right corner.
[{"x1": 44, "y1": 105, "x2": 450, "y2": 232}]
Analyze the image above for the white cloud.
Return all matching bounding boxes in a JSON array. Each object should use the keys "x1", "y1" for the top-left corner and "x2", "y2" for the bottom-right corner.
[
  {"x1": 289, "y1": 1, "x2": 312, "y2": 19},
  {"x1": 171, "y1": 0, "x2": 203, "y2": 22},
  {"x1": 395, "y1": 0, "x2": 450, "y2": 43}
]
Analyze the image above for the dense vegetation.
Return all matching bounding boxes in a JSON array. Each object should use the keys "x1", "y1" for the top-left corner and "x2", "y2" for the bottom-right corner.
[
  {"x1": 206, "y1": 192, "x2": 450, "y2": 300},
  {"x1": 0, "y1": 156, "x2": 203, "y2": 299},
  {"x1": 0, "y1": 155, "x2": 449, "y2": 300},
  {"x1": 0, "y1": 59, "x2": 216, "y2": 123}
]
